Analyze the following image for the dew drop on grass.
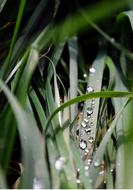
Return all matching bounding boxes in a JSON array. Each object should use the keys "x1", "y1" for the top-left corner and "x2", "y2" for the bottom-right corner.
[
  {"x1": 81, "y1": 121, "x2": 87, "y2": 128},
  {"x1": 55, "y1": 157, "x2": 66, "y2": 171},
  {"x1": 91, "y1": 99, "x2": 95, "y2": 105},
  {"x1": 84, "y1": 118, "x2": 89, "y2": 123},
  {"x1": 110, "y1": 168, "x2": 113, "y2": 172},
  {"x1": 99, "y1": 170, "x2": 104, "y2": 175},
  {"x1": 85, "y1": 165, "x2": 89, "y2": 170},
  {"x1": 88, "y1": 159, "x2": 92, "y2": 165},
  {"x1": 94, "y1": 160, "x2": 100, "y2": 167},
  {"x1": 85, "y1": 149, "x2": 89, "y2": 153},
  {"x1": 89, "y1": 67, "x2": 96, "y2": 73},
  {"x1": 33, "y1": 178, "x2": 43, "y2": 189},
  {"x1": 88, "y1": 137, "x2": 94, "y2": 144},
  {"x1": 79, "y1": 140, "x2": 87, "y2": 150},
  {"x1": 83, "y1": 73, "x2": 87, "y2": 78},
  {"x1": 85, "y1": 127, "x2": 91, "y2": 134},
  {"x1": 87, "y1": 107, "x2": 93, "y2": 116},
  {"x1": 87, "y1": 86, "x2": 94, "y2": 93},
  {"x1": 76, "y1": 179, "x2": 80, "y2": 184}
]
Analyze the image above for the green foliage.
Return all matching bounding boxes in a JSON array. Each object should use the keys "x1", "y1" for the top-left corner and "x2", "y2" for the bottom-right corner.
[{"x1": 0, "y1": 0, "x2": 133, "y2": 188}]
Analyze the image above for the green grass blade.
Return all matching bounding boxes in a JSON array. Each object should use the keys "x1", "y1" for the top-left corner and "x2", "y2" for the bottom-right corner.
[
  {"x1": 89, "y1": 98, "x2": 129, "y2": 187},
  {"x1": 30, "y1": 90, "x2": 46, "y2": 130},
  {"x1": 79, "y1": 50, "x2": 105, "y2": 160},
  {"x1": 68, "y1": 36, "x2": 78, "y2": 121},
  {"x1": 44, "y1": 91, "x2": 133, "y2": 132},
  {"x1": 1, "y1": 0, "x2": 26, "y2": 78},
  {"x1": 0, "y1": 0, "x2": 7, "y2": 12},
  {"x1": 0, "y1": 79, "x2": 50, "y2": 188}
]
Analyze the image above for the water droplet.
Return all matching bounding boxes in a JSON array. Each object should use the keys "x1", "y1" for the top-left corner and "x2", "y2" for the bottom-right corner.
[
  {"x1": 110, "y1": 168, "x2": 113, "y2": 172},
  {"x1": 79, "y1": 140, "x2": 87, "y2": 150},
  {"x1": 88, "y1": 159, "x2": 92, "y2": 164},
  {"x1": 110, "y1": 38, "x2": 115, "y2": 43},
  {"x1": 33, "y1": 178, "x2": 43, "y2": 189},
  {"x1": 99, "y1": 170, "x2": 104, "y2": 175},
  {"x1": 88, "y1": 137, "x2": 94, "y2": 144},
  {"x1": 89, "y1": 67, "x2": 96, "y2": 73},
  {"x1": 76, "y1": 179, "x2": 80, "y2": 184},
  {"x1": 90, "y1": 122, "x2": 93, "y2": 126},
  {"x1": 85, "y1": 170, "x2": 89, "y2": 176},
  {"x1": 55, "y1": 157, "x2": 66, "y2": 171},
  {"x1": 91, "y1": 99, "x2": 95, "y2": 105},
  {"x1": 85, "y1": 166, "x2": 89, "y2": 170},
  {"x1": 87, "y1": 107, "x2": 93, "y2": 117},
  {"x1": 83, "y1": 73, "x2": 87, "y2": 78},
  {"x1": 84, "y1": 118, "x2": 89, "y2": 123},
  {"x1": 87, "y1": 86, "x2": 94, "y2": 93},
  {"x1": 85, "y1": 127, "x2": 91, "y2": 134},
  {"x1": 85, "y1": 149, "x2": 89, "y2": 153},
  {"x1": 81, "y1": 121, "x2": 87, "y2": 128},
  {"x1": 107, "y1": 128, "x2": 111, "y2": 132},
  {"x1": 94, "y1": 160, "x2": 100, "y2": 167}
]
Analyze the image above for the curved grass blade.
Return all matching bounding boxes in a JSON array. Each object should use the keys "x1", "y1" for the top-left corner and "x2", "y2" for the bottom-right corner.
[
  {"x1": 45, "y1": 79, "x2": 77, "y2": 188},
  {"x1": 44, "y1": 91, "x2": 133, "y2": 132},
  {"x1": 0, "y1": 79, "x2": 50, "y2": 188}
]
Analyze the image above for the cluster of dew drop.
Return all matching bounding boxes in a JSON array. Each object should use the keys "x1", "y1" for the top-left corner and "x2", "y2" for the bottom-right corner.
[{"x1": 77, "y1": 67, "x2": 98, "y2": 181}]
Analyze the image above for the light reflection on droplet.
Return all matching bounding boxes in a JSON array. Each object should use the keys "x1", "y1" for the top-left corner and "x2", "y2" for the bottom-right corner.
[
  {"x1": 88, "y1": 137, "x2": 94, "y2": 144},
  {"x1": 89, "y1": 67, "x2": 96, "y2": 73},
  {"x1": 87, "y1": 107, "x2": 93, "y2": 116},
  {"x1": 110, "y1": 168, "x2": 113, "y2": 172},
  {"x1": 76, "y1": 179, "x2": 80, "y2": 184},
  {"x1": 87, "y1": 86, "x2": 94, "y2": 93},
  {"x1": 83, "y1": 73, "x2": 87, "y2": 78},
  {"x1": 99, "y1": 170, "x2": 104, "y2": 175},
  {"x1": 79, "y1": 140, "x2": 87, "y2": 150},
  {"x1": 85, "y1": 165, "x2": 89, "y2": 170},
  {"x1": 55, "y1": 157, "x2": 66, "y2": 171},
  {"x1": 33, "y1": 178, "x2": 43, "y2": 189},
  {"x1": 94, "y1": 160, "x2": 100, "y2": 167},
  {"x1": 81, "y1": 121, "x2": 87, "y2": 128}
]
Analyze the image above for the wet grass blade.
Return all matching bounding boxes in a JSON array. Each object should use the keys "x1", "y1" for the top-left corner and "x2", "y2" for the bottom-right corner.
[
  {"x1": 44, "y1": 91, "x2": 133, "y2": 132},
  {"x1": 79, "y1": 49, "x2": 105, "y2": 159}
]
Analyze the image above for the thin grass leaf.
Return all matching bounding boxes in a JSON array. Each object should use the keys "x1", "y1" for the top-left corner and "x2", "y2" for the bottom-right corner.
[
  {"x1": 30, "y1": 90, "x2": 46, "y2": 130},
  {"x1": 71, "y1": 139, "x2": 92, "y2": 189},
  {"x1": 89, "y1": 98, "x2": 129, "y2": 187},
  {"x1": 44, "y1": 91, "x2": 133, "y2": 132},
  {"x1": 47, "y1": 137, "x2": 60, "y2": 189},
  {"x1": 34, "y1": 0, "x2": 130, "y2": 51},
  {"x1": 68, "y1": 36, "x2": 78, "y2": 122},
  {"x1": 45, "y1": 78, "x2": 77, "y2": 188},
  {"x1": 0, "y1": 0, "x2": 7, "y2": 12},
  {"x1": 1, "y1": 0, "x2": 26, "y2": 78},
  {"x1": 0, "y1": 168, "x2": 7, "y2": 188},
  {"x1": 0, "y1": 79, "x2": 50, "y2": 188},
  {"x1": 79, "y1": 49, "x2": 105, "y2": 160},
  {"x1": 14, "y1": 46, "x2": 38, "y2": 105}
]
